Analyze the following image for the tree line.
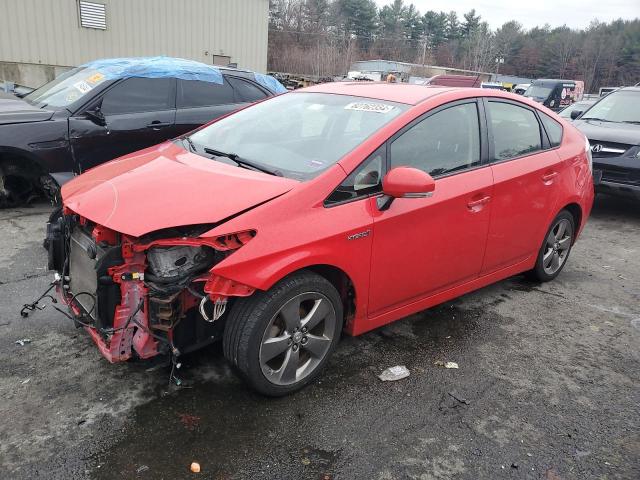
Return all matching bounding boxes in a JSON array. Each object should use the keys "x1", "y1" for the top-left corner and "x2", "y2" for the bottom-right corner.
[{"x1": 268, "y1": 0, "x2": 640, "y2": 92}]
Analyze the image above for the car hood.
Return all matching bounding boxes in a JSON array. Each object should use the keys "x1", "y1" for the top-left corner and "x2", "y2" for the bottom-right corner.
[
  {"x1": 62, "y1": 142, "x2": 298, "y2": 237},
  {"x1": 573, "y1": 119, "x2": 640, "y2": 145},
  {"x1": 0, "y1": 95, "x2": 55, "y2": 125}
]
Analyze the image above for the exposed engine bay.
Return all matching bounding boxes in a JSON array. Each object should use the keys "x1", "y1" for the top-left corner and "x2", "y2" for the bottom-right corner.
[{"x1": 45, "y1": 208, "x2": 255, "y2": 363}]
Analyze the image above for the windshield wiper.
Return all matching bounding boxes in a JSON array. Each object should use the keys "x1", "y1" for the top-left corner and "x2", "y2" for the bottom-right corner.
[
  {"x1": 580, "y1": 117, "x2": 614, "y2": 122},
  {"x1": 203, "y1": 147, "x2": 280, "y2": 176},
  {"x1": 621, "y1": 120, "x2": 640, "y2": 125},
  {"x1": 182, "y1": 137, "x2": 197, "y2": 152}
]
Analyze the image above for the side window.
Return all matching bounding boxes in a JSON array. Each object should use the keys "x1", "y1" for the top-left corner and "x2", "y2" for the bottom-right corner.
[
  {"x1": 390, "y1": 102, "x2": 481, "y2": 177},
  {"x1": 539, "y1": 112, "x2": 563, "y2": 147},
  {"x1": 325, "y1": 145, "x2": 384, "y2": 205},
  {"x1": 488, "y1": 101, "x2": 542, "y2": 160},
  {"x1": 100, "y1": 78, "x2": 174, "y2": 115},
  {"x1": 226, "y1": 77, "x2": 268, "y2": 102},
  {"x1": 177, "y1": 79, "x2": 236, "y2": 108}
]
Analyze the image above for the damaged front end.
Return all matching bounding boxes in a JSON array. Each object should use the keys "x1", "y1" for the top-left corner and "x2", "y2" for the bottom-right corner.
[{"x1": 46, "y1": 209, "x2": 255, "y2": 363}]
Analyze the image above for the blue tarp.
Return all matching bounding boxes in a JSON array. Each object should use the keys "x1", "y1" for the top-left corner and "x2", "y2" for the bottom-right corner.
[
  {"x1": 81, "y1": 56, "x2": 224, "y2": 84},
  {"x1": 254, "y1": 73, "x2": 288, "y2": 94},
  {"x1": 81, "y1": 56, "x2": 288, "y2": 93}
]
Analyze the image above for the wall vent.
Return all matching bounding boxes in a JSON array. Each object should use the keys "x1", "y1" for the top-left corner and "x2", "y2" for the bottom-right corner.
[{"x1": 79, "y1": 1, "x2": 107, "y2": 30}]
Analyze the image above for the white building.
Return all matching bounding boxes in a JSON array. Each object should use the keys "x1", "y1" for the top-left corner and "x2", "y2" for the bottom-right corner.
[{"x1": 0, "y1": 0, "x2": 269, "y2": 87}]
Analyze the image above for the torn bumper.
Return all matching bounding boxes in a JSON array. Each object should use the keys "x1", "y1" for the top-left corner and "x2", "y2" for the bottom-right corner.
[{"x1": 48, "y1": 212, "x2": 255, "y2": 363}]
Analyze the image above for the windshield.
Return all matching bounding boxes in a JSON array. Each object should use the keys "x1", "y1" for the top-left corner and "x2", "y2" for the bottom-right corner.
[
  {"x1": 188, "y1": 92, "x2": 408, "y2": 180},
  {"x1": 560, "y1": 101, "x2": 592, "y2": 118},
  {"x1": 580, "y1": 90, "x2": 640, "y2": 123},
  {"x1": 24, "y1": 66, "x2": 110, "y2": 109},
  {"x1": 524, "y1": 85, "x2": 553, "y2": 99}
]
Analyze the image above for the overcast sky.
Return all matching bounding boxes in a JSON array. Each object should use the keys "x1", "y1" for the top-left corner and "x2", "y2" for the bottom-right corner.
[{"x1": 374, "y1": 0, "x2": 640, "y2": 30}]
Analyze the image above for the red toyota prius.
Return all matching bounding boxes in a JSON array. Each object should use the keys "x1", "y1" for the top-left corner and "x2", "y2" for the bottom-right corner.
[{"x1": 47, "y1": 83, "x2": 594, "y2": 395}]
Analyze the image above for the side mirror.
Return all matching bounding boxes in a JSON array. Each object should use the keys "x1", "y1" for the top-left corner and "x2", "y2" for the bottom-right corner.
[
  {"x1": 377, "y1": 167, "x2": 435, "y2": 211},
  {"x1": 570, "y1": 109, "x2": 583, "y2": 120},
  {"x1": 85, "y1": 106, "x2": 106, "y2": 126}
]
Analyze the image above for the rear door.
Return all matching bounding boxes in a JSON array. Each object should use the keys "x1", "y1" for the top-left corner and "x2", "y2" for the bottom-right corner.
[
  {"x1": 481, "y1": 98, "x2": 563, "y2": 274},
  {"x1": 69, "y1": 77, "x2": 176, "y2": 170},
  {"x1": 368, "y1": 99, "x2": 494, "y2": 316},
  {"x1": 174, "y1": 76, "x2": 269, "y2": 136}
]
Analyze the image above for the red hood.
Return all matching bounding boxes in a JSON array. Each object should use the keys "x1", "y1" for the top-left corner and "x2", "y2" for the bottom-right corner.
[{"x1": 62, "y1": 142, "x2": 297, "y2": 237}]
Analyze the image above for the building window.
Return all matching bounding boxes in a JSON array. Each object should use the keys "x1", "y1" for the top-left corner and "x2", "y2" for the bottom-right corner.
[
  {"x1": 212, "y1": 55, "x2": 231, "y2": 67},
  {"x1": 78, "y1": 1, "x2": 107, "y2": 30}
]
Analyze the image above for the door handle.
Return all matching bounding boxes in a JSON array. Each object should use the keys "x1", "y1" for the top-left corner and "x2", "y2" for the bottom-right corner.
[
  {"x1": 542, "y1": 171, "x2": 559, "y2": 183},
  {"x1": 467, "y1": 195, "x2": 491, "y2": 210},
  {"x1": 147, "y1": 121, "x2": 172, "y2": 129}
]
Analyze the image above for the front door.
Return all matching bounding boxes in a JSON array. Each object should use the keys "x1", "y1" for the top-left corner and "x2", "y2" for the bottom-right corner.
[
  {"x1": 69, "y1": 77, "x2": 176, "y2": 171},
  {"x1": 368, "y1": 100, "x2": 493, "y2": 316}
]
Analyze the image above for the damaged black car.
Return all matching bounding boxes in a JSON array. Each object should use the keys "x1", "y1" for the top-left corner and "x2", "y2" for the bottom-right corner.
[{"x1": 0, "y1": 56, "x2": 285, "y2": 206}]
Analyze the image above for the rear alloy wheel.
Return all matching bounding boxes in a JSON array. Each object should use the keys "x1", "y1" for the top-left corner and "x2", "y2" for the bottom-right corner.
[
  {"x1": 223, "y1": 271, "x2": 343, "y2": 396},
  {"x1": 528, "y1": 210, "x2": 575, "y2": 282}
]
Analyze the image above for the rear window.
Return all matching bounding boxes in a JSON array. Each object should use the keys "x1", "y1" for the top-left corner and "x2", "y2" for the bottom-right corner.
[
  {"x1": 488, "y1": 101, "x2": 542, "y2": 160},
  {"x1": 539, "y1": 113, "x2": 563, "y2": 147},
  {"x1": 177, "y1": 79, "x2": 236, "y2": 108},
  {"x1": 226, "y1": 77, "x2": 268, "y2": 102}
]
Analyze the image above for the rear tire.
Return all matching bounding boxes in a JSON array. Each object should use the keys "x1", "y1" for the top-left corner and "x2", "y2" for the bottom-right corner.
[
  {"x1": 527, "y1": 210, "x2": 575, "y2": 282},
  {"x1": 223, "y1": 270, "x2": 343, "y2": 396}
]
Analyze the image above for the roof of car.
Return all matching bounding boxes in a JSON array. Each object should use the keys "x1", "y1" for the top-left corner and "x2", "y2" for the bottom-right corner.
[{"x1": 300, "y1": 82, "x2": 456, "y2": 105}]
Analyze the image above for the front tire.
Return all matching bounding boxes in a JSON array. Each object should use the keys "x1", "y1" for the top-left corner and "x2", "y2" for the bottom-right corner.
[
  {"x1": 527, "y1": 210, "x2": 575, "y2": 282},
  {"x1": 223, "y1": 271, "x2": 343, "y2": 396}
]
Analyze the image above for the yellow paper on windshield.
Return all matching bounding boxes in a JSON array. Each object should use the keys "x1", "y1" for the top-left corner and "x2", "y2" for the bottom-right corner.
[{"x1": 87, "y1": 72, "x2": 105, "y2": 84}]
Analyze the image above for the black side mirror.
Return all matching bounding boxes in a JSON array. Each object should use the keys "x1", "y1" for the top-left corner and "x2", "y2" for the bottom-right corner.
[
  {"x1": 570, "y1": 110, "x2": 583, "y2": 120},
  {"x1": 85, "y1": 106, "x2": 106, "y2": 126}
]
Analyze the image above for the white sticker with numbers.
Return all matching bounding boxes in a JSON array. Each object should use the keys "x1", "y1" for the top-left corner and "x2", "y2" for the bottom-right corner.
[{"x1": 344, "y1": 102, "x2": 395, "y2": 114}]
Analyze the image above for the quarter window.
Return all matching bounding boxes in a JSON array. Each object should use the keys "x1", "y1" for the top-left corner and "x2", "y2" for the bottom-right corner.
[
  {"x1": 100, "y1": 77, "x2": 174, "y2": 115},
  {"x1": 177, "y1": 79, "x2": 236, "y2": 108},
  {"x1": 226, "y1": 77, "x2": 268, "y2": 102},
  {"x1": 325, "y1": 145, "x2": 384, "y2": 205},
  {"x1": 390, "y1": 102, "x2": 481, "y2": 177},
  {"x1": 488, "y1": 101, "x2": 542, "y2": 160},
  {"x1": 539, "y1": 112, "x2": 563, "y2": 147}
]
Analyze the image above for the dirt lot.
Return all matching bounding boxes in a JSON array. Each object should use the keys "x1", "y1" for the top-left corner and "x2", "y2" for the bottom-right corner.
[{"x1": 0, "y1": 195, "x2": 638, "y2": 480}]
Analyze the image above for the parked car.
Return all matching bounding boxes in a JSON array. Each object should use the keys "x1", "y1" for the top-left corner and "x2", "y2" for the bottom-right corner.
[
  {"x1": 47, "y1": 84, "x2": 593, "y2": 396},
  {"x1": 524, "y1": 79, "x2": 584, "y2": 111},
  {"x1": 559, "y1": 99, "x2": 597, "y2": 120},
  {"x1": 573, "y1": 86, "x2": 640, "y2": 199},
  {"x1": 0, "y1": 56, "x2": 285, "y2": 206},
  {"x1": 513, "y1": 83, "x2": 530, "y2": 95}
]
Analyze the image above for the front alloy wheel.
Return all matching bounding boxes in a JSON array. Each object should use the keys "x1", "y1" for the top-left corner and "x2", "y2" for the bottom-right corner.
[
  {"x1": 260, "y1": 292, "x2": 337, "y2": 386},
  {"x1": 223, "y1": 271, "x2": 343, "y2": 396}
]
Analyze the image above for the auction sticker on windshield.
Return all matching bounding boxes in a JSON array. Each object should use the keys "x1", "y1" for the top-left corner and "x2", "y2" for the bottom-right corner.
[
  {"x1": 345, "y1": 102, "x2": 395, "y2": 113},
  {"x1": 73, "y1": 81, "x2": 93, "y2": 94}
]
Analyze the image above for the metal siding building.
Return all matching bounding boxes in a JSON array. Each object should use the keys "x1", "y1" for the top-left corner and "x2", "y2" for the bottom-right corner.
[{"x1": 0, "y1": 0, "x2": 269, "y2": 87}]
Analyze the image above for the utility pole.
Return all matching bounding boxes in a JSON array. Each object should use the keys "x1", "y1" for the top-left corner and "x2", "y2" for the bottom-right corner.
[{"x1": 422, "y1": 40, "x2": 428, "y2": 67}]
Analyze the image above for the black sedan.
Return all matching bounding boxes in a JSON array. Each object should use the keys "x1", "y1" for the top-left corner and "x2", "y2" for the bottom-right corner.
[{"x1": 0, "y1": 57, "x2": 285, "y2": 205}]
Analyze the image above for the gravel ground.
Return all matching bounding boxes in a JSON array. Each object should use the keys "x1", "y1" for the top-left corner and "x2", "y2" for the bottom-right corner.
[{"x1": 0, "y1": 195, "x2": 638, "y2": 480}]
